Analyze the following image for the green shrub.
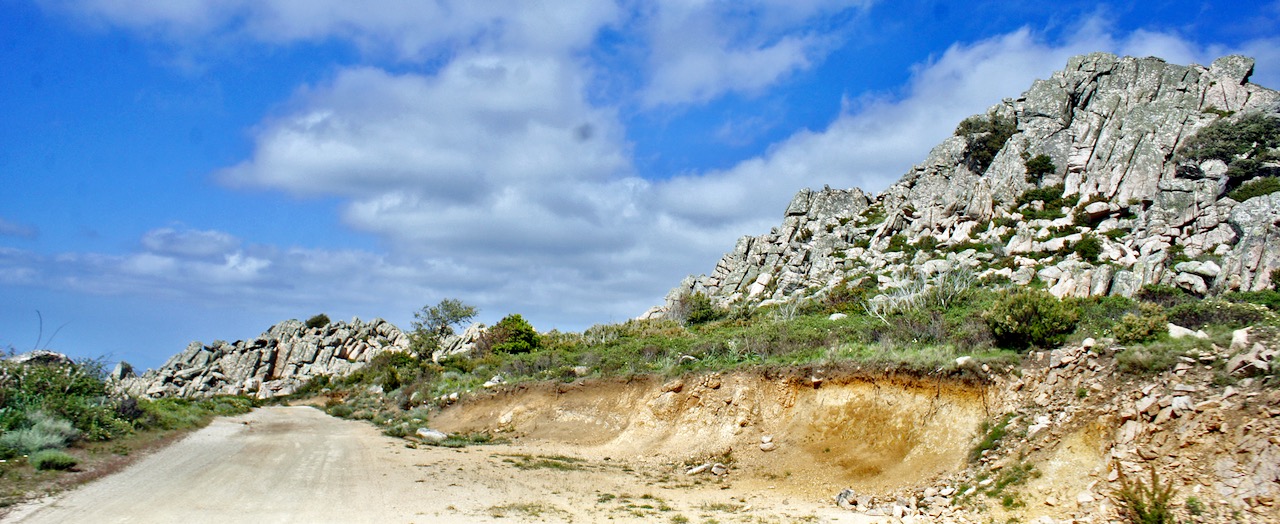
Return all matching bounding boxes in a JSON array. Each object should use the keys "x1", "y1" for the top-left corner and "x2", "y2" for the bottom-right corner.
[
  {"x1": 0, "y1": 412, "x2": 78, "y2": 457},
  {"x1": 487, "y1": 314, "x2": 541, "y2": 354},
  {"x1": 1024, "y1": 154, "x2": 1056, "y2": 182},
  {"x1": 886, "y1": 234, "x2": 909, "y2": 252},
  {"x1": 325, "y1": 404, "x2": 355, "y2": 418},
  {"x1": 1185, "y1": 496, "x2": 1205, "y2": 516},
  {"x1": 29, "y1": 449, "x2": 78, "y2": 471},
  {"x1": 1224, "y1": 290, "x2": 1280, "y2": 311},
  {"x1": 1134, "y1": 285, "x2": 1191, "y2": 308},
  {"x1": 1227, "y1": 176, "x2": 1280, "y2": 201},
  {"x1": 0, "y1": 358, "x2": 132, "y2": 441},
  {"x1": 1165, "y1": 300, "x2": 1264, "y2": 329},
  {"x1": 676, "y1": 293, "x2": 726, "y2": 326},
  {"x1": 1072, "y1": 234, "x2": 1103, "y2": 261},
  {"x1": 1178, "y1": 113, "x2": 1280, "y2": 179},
  {"x1": 1115, "y1": 466, "x2": 1175, "y2": 524},
  {"x1": 1117, "y1": 345, "x2": 1185, "y2": 375},
  {"x1": 1016, "y1": 184, "x2": 1068, "y2": 208},
  {"x1": 955, "y1": 112, "x2": 1017, "y2": 174},
  {"x1": 984, "y1": 289, "x2": 1080, "y2": 351},
  {"x1": 305, "y1": 313, "x2": 331, "y2": 329},
  {"x1": 1113, "y1": 303, "x2": 1167, "y2": 344},
  {"x1": 914, "y1": 236, "x2": 940, "y2": 252}
]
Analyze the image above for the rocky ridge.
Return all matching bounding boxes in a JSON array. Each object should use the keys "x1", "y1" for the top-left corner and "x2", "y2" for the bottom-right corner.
[
  {"x1": 117, "y1": 318, "x2": 411, "y2": 399},
  {"x1": 658, "y1": 53, "x2": 1280, "y2": 314}
]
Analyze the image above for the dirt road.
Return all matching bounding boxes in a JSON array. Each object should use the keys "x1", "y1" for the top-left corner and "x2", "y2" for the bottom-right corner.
[{"x1": 6, "y1": 406, "x2": 875, "y2": 523}]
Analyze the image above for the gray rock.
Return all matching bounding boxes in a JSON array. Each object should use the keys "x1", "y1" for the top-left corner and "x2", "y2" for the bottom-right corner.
[
  {"x1": 8, "y1": 350, "x2": 74, "y2": 366},
  {"x1": 415, "y1": 428, "x2": 448, "y2": 443},
  {"x1": 118, "y1": 318, "x2": 411, "y2": 399}
]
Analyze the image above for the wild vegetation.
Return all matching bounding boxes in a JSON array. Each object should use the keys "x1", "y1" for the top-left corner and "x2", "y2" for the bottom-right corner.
[{"x1": 0, "y1": 352, "x2": 255, "y2": 507}]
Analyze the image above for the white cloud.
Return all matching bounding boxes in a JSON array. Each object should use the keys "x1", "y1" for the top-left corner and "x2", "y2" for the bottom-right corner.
[
  {"x1": 221, "y1": 58, "x2": 629, "y2": 200},
  {"x1": 40, "y1": 0, "x2": 618, "y2": 59},
  {"x1": 638, "y1": 0, "x2": 874, "y2": 106}
]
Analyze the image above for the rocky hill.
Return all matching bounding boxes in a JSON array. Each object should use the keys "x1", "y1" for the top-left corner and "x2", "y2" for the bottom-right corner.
[
  {"x1": 656, "y1": 53, "x2": 1280, "y2": 316},
  {"x1": 117, "y1": 318, "x2": 412, "y2": 399}
]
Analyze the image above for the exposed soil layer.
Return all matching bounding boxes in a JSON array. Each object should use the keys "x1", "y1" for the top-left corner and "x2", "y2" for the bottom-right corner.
[{"x1": 431, "y1": 370, "x2": 991, "y2": 498}]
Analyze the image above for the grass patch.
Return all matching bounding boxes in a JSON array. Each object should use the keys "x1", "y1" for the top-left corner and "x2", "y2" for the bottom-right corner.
[
  {"x1": 970, "y1": 413, "x2": 1014, "y2": 462},
  {"x1": 29, "y1": 450, "x2": 77, "y2": 471},
  {"x1": 487, "y1": 502, "x2": 563, "y2": 519},
  {"x1": 499, "y1": 454, "x2": 588, "y2": 471}
]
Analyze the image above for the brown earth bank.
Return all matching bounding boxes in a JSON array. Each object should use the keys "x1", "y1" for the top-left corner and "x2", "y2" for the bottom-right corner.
[{"x1": 430, "y1": 370, "x2": 990, "y2": 498}]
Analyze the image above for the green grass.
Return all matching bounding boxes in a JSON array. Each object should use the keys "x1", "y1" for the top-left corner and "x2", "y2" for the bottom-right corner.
[
  {"x1": 29, "y1": 449, "x2": 77, "y2": 471},
  {"x1": 970, "y1": 413, "x2": 1014, "y2": 463}
]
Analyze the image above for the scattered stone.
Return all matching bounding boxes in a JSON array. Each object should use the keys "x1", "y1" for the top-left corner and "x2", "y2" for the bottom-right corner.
[
  {"x1": 686, "y1": 464, "x2": 711, "y2": 476},
  {"x1": 415, "y1": 428, "x2": 448, "y2": 444},
  {"x1": 1168, "y1": 323, "x2": 1209, "y2": 340}
]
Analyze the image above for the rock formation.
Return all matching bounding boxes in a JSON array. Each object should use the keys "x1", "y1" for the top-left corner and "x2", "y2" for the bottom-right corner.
[
  {"x1": 118, "y1": 318, "x2": 411, "y2": 399},
  {"x1": 659, "y1": 53, "x2": 1280, "y2": 315}
]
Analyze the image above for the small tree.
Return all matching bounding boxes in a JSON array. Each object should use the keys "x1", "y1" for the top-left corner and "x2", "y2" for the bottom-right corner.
[
  {"x1": 1024, "y1": 154, "x2": 1056, "y2": 182},
  {"x1": 410, "y1": 299, "x2": 478, "y2": 358}
]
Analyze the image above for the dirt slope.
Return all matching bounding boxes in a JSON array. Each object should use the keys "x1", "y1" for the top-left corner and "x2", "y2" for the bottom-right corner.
[{"x1": 431, "y1": 371, "x2": 989, "y2": 497}]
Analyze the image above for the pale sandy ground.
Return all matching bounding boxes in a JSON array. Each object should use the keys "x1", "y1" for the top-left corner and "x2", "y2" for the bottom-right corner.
[{"x1": 5, "y1": 406, "x2": 886, "y2": 524}]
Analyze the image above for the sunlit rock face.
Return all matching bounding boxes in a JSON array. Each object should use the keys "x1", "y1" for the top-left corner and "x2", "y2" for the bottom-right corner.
[{"x1": 657, "y1": 53, "x2": 1280, "y2": 316}]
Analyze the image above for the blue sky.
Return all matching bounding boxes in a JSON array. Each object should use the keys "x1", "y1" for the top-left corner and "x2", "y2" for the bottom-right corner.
[{"x1": 2, "y1": 0, "x2": 1279, "y2": 369}]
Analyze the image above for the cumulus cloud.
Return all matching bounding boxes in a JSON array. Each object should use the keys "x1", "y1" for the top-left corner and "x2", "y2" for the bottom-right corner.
[{"x1": 638, "y1": 0, "x2": 874, "y2": 106}]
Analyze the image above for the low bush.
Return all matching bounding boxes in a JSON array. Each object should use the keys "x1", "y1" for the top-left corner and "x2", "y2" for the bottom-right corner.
[
  {"x1": 676, "y1": 293, "x2": 726, "y2": 326},
  {"x1": 1165, "y1": 300, "x2": 1264, "y2": 330},
  {"x1": 1117, "y1": 345, "x2": 1186, "y2": 375},
  {"x1": 305, "y1": 313, "x2": 331, "y2": 329},
  {"x1": 29, "y1": 449, "x2": 78, "y2": 471},
  {"x1": 1072, "y1": 295, "x2": 1136, "y2": 338},
  {"x1": 1227, "y1": 176, "x2": 1280, "y2": 202},
  {"x1": 1071, "y1": 234, "x2": 1103, "y2": 261},
  {"x1": 985, "y1": 289, "x2": 1080, "y2": 351},
  {"x1": 1134, "y1": 285, "x2": 1191, "y2": 308},
  {"x1": 1178, "y1": 113, "x2": 1280, "y2": 179},
  {"x1": 1224, "y1": 290, "x2": 1280, "y2": 311},
  {"x1": 0, "y1": 412, "x2": 79, "y2": 457},
  {"x1": 1113, "y1": 303, "x2": 1167, "y2": 345}
]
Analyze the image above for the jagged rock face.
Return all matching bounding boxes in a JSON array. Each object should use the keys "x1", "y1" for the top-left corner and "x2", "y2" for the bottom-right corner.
[
  {"x1": 664, "y1": 53, "x2": 1280, "y2": 312},
  {"x1": 118, "y1": 318, "x2": 411, "y2": 399}
]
